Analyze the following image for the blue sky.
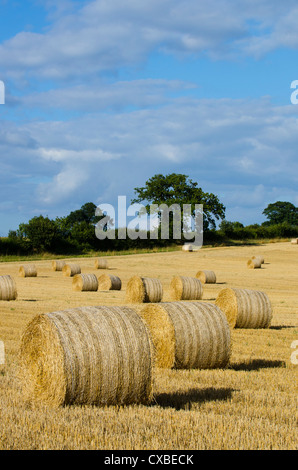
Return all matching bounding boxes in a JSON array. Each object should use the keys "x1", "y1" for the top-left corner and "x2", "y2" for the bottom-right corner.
[{"x1": 0, "y1": 0, "x2": 298, "y2": 235}]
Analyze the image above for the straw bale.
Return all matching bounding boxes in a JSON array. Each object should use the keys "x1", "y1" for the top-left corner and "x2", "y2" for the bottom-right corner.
[
  {"x1": 126, "y1": 276, "x2": 163, "y2": 303},
  {"x1": 52, "y1": 260, "x2": 66, "y2": 271},
  {"x1": 170, "y1": 276, "x2": 203, "y2": 300},
  {"x1": 182, "y1": 244, "x2": 193, "y2": 252},
  {"x1": 19, "y1": 265, "x2": 37, "y2": 277},
  {"x1": 291, "y1": 238, "x2": 298, "y2": 244},
  {"x1": 0, "y1": 275, "x2": 17, "y2": 301},
  {"x1": 196, "y1": 270, "x2": 216, "y2": 284},
  {"x1": 98, "y1": 274, "x2": 121, "y2": 291},
  {"x1": 247, "y1": 258, "x2": 262, "y2": 269},
  {"x1": 19, "y1": 305, "x2": 153, "y2": 407},
  {"x1": 251, "y1": 255, "x2": 265, "y2": 264},
  {"x1": 94, "y1": 258, "x2": 108, "y2": 269},
  {"x1": 72, "y1": 274, "x2": 98, "y2": 292},
  {"x1": 62, "y1": 263, "x2": 81, "y2": 277},
  {"x1": 140, "y1": 301, "x2": 231, "y2": 369},
  {"x1": 215, "y1": 287, "x2": 272, "y2": 329}
]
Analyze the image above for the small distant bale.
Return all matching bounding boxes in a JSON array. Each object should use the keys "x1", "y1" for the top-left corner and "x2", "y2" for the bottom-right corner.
[
  {"x1": 196, "y1": 270, "x2": 216, "y2": 284},
  {"x1": 170, "y1": 276, "x2": 203, "y2": 301},
  {"x1": 126, "y1": 276, "x2": 163, "y2": 303},
  {"x1": 62, "y1": 263, "x2": 81, "y2": 277},
  {"x1": 247, "y1": 258, "x2": 262, "y2": 269},
  {"x1": 52, "y1": 260, "x2": 66, "y2": 271},
  {"x1": 251, "y1": 255, "x2": 265, "y2": 264},
  {"x1": 140, "y1": 301, "x2": 231, "y2": 369},
  {"x1": 19, "y1": 305, "x2": 153, "y2": 407},
  {"x1": 215, "y1": 287, "x2": 272, "y2": 329},
  {"x1": 98, "y1": 274, "x2": 121, "y2": 291},
  {"x1": 94, "y1": 258, "x2": 108, "y2": 269},
  {"x1": 0, "y1": 275, "x2": 17, "y2": 301},
  {"x1": 72, "y1": 274, "x2": 98, "y2": 292},
  {"x1": 19, "y1": 265, "x2": 37, "y2": 278},
  {"x1": 291, "y1": 238, "x2": 298, "y2": 244},
  {"x1": 182, "y1": 244, "x2": 193, "y2": 252}
]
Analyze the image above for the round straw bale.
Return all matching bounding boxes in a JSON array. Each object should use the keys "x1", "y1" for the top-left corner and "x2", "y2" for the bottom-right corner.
[
  {"x1": 170, "y1": 276, "x2": 203, "y2": 301},
  {"x1": 182, "y1": 244, "x2": 193, "y2": 252},
  {"x1": 94, "y1": 258, "x2": 108, "y2": 269},
  {"x1": 19, "y1": 265, "x2": 37, "y2": 277},
  {"x1": 19, "y1": 305, "x2": 153, "y2": 407},
  {"x1": 72, "y1": 274, "x2": 98, "y2": 292},
  {"x1": 140, "y1": 301, "x2": 231, "y2": 369},
  {"x1": 52, "y1": 260, "x2": 66, "y2": 271},
  {"x1": 126, "y1": 276, "x2": 163, "y2": 303},
  {"x1": 251, "y1": 255, "x2": 264, "y2": 264},
  {"x1": 0, "y1": 275, "x2": 17, "y2": 301},
  {"x1": 247, "y1": 258, "x2": 262, "y2": 269},
  {"x1": 98, "y1": 274, "x2": 122, "y2": 291},
  {"x1": 196, "y1": 270, "x2": 216, "y2": 284},
  {"x1": 62, "y1": 263, "x2": 81, "y2": 277},
  {"x1": 291, "y1": 238, "x2": 298, "y2": 244},
  {"x1": 215, "y1": 287, "x2": 272, "y2": 329}
]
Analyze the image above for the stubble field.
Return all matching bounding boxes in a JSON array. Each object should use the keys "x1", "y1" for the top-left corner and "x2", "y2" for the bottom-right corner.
[{"x1": 0, "y1": 241, "x2": 297, "y2": 450}]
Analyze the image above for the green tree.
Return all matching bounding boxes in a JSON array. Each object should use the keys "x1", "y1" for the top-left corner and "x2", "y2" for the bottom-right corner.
[
  {"x1": 20, "y1": 215, "x2": 58, "y2": 252},
  {"x1": 132, "y1": 173, "x2": 225, "y2": 233},
  {"x1": 262, "y1": 201, "x2": 298, "y2": 225}
]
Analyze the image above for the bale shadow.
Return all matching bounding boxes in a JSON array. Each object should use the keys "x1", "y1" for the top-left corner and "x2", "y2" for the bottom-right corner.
[
  {"x1": 270, "y1": 325, "x2": 297, "y2": 330},
  {"x1": 153, "y1": 387, "x2": 235, "y2": 410},
  {"x1": 229, "y1": 359, "x2": 285, "y2": 371}
]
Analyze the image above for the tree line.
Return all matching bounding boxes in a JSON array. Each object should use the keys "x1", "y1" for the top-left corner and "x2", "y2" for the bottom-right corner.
[{"x1": 1, "y1": 174, "x2": 297, "y2": 255}]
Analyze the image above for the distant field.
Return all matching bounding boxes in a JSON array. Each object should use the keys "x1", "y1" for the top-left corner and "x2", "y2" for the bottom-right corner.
[{"x1": 0, "y1": 241, "x2": 297, "y2": 450}]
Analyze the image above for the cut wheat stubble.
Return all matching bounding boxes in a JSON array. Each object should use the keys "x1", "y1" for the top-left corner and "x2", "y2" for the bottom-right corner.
[{"x1": 19, "y1": 305, "x2": 154, "y2": 407}]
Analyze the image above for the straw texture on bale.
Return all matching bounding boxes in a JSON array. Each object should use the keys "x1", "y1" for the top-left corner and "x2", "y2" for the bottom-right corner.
[
  {"x1": 19, "y1": 305, "x2": 153, "y2": 407},
  {"x1": 62, "y1": 263, "x2": 81, "y2": 277},
  {"x1": 98, "y1": 274, "x2": 121, "y2": 291},
  {"x1": 72, "y1": 274, "x2": 98, "y2": 292},
  {"x1": 52, "y1": 260, "x2": 66, "y2": 271},
  {"x1": 94, "y1": 258, "x2": 108, "y2": 269},
  {"x1": 182, "y1": 244, "x2": 193, "y2": 252},
  {"x1": 251, "y1": 255, "x2": 265, "y2": 264},
  {"x1": 0, "y1": 275, "x2": 17, "y2": 301},
  {"x1": 140, "y1": 301, "x2": 231, "y2": 369},
  {"x1": 170, "y1": 276, "x2": 203, "y2": 300},
  {"x1": 215, "y1": 287, "x2": 272, "y2": 329},
  {"x1": 291, "y1": 238, "x2": 298, "y2": 244},
  {"x1": 126, "y1": 276, "x2": 163, "y2": 303},
  {"x1": 19, "y1": 265, "x2": 37, "y2": 277},
  {"x1": 196, "y1": 270, "x2": 216, "y2": 284},
  {"x1": 247, "y1": 258, "x2": 262, "y2": 269}
]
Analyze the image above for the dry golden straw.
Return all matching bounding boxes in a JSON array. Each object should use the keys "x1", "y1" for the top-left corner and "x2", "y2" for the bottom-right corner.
[
  {"x1": 140, "y1": 301, "x2": 231, "y2": 369},
  {"x1": 62, "y1": 263, "x2": 81, "y2": 277},
  {"x1": 291, "y1": 238, "x2": 298, "y2": 244},
  {"x1": 0, "y1": 275, "x2": 17, "y2": 301},
  {"x1": 215, "y1": 287, "x2": 272, "y2": 329},
  {"x1": 196, "y1": 270, "x2": 216, "y2": 284},
  {"x1": 126, "y1": 276, "x2": 163, "y2": 303},
  {"x1": 170, "y1": 276, "x2": 203, "y2": 300},
  {"x1": 94, "y1": 258, "x2": 108, "y2": 269},
  {"x1": 72, "y1": 274, "x2": 98, "y2": 292},
  {"x1": 19, "y1": 265, "x2": 37, "y2": 277},
  {"x1": 19, "y1": 305, "x2": 153, "y2": 407},
  {"x1": 251, "y1": 255, "x2": 265, "y2": 264},
  {"x1": 52, "y1": 260, "x2": 66, "y2": 271},
  {"x1": 247, "y1": 258, "x2": 262, "y2": 269},
  {"x1": 98, "y1": 274, "x2": 122, "y2": 291},
  {"x1": 182, "y1": 244, "x2": 193, "y2": 252}
]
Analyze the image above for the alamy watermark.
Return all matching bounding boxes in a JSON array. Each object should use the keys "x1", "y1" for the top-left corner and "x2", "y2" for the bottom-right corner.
[
  {"x1": 290, "y1": 80, "x2": 298, "y2": 104},
  {"x1": 0, "y1": 81, "x2": 5, "y2": 105},
  {"x1": 95, "y1": 196, "x2": 203, "y2": 249}
]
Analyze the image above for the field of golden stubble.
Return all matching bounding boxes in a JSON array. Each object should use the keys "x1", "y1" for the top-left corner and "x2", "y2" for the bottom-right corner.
[{"x1": 0, "y1": 241, "x2": 297, "y2": 450}]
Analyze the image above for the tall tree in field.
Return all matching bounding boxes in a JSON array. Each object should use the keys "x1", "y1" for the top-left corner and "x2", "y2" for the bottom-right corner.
[
  {"x1": 263, "y1": 201, "x2": 298, "y2": 225},
  {"x1": 132, "y1": 173, "x2": 225, "y2": 235}
]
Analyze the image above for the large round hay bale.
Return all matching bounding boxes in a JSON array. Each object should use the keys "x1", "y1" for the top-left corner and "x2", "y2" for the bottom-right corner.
[
  {"x1": 251, "y1": 255, "x2": 264, "y2": 264},
  {"x1": 247, "y1": 258, "x2": 262, "y2": 269},
  {"x1": 215, "y1": 287, "x2": 272, "y2": 329},
  {"x1": 140, "y1": 301, "x2": 231, "y2": 369},
  {"x1": 196, "y1": 270, "x2": 216, "y2": 284},
  {"x1": 291, "y1": 238, "x2": 298, "y2": 245},
  {"x1": 94, "y1": 258, "x2": 108, "y2": 269},
  {"x1": 126, "y1": 276, "x2": 163, "y2": 303},
  {"x1": 52, "y1": 260, "x2": 66, "y2": 271},
  {"x1": 170, "y1": 276, "x2": 203, "y2": 301},
  {"x1": 19, "y1": 305, "x2": 153, "y2": 407},
  {"x1": 98, "y1": 274, "x2": 121, "y2": 291},
  {"x1": 72, "y1": 274, "x2": 98, "y2": 292},
  {"x1": 62, "y1": 263, "x2": 81, "y2": 277},
  {"x1": 0, "y1": 275, "x2": 17, "y2": 301},
  {"x1": 19, "y1": 265, "x2": 37, "y2": 277},
  {"x1": 182, "y1": 244, "x2": 193, "y2": 252}
]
